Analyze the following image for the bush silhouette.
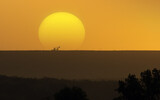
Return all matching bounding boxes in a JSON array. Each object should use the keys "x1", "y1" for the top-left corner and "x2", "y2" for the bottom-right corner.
[
  {"x1": 54, "y1": 87, "x2": 89, "y2": 100},
  {"x1": 114, "y1": 68, "x2": 160, "y2": 100}
]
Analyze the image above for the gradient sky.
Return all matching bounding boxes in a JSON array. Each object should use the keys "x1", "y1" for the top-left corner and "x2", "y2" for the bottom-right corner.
[{"x1": 0, "y1": 0, "x2": 160, "y2": 50}]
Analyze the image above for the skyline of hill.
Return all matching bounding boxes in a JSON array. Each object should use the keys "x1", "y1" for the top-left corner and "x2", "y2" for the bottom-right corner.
[{"x1": 0, "y1": 74, "x2": 117, "y2": 100}]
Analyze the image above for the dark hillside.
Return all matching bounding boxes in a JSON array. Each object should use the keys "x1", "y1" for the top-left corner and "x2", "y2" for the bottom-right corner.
[{"x1": 0, "y1": 51, "x2": 160, "y2": 80}]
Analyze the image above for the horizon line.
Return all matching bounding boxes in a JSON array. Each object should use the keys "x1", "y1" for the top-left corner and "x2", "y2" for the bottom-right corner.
[{"x1": 1, "y1": 50, "x2": 160, "y2": 52}]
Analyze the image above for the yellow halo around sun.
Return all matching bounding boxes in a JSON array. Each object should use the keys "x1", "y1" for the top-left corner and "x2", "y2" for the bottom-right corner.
[{"x1": 39, "y1": 12, "x2": 85, "y2": 50}]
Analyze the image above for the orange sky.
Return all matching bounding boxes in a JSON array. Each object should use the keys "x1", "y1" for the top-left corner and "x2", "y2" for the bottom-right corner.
[{"x1": 0, "y1": 0, "x2": 160, "y2": 50}]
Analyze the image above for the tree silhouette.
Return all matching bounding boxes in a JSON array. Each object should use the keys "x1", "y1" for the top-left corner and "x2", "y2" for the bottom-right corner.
[
  {"x1": 54, "y1": 87, "x2": 89, "y2": 100},
  {"x1": 114, "y1": 68, "x2": 160, "y2": 100}
]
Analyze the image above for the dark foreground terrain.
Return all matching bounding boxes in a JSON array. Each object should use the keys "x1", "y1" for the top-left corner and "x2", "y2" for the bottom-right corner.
[
  {"x1": 0, "y1": 51, "x2": 160, "y2": 80},
  {"x1": 0, "y1": 75, "x2": 117, "y2": 100}
]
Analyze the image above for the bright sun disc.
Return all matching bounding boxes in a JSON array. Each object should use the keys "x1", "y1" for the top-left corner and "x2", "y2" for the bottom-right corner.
[{"x1": 39, "y1": 12, "x2": 85, "y2": 50}]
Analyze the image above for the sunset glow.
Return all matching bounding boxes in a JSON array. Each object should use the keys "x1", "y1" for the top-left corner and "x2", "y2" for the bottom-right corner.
[{"x1": 0, "y1": 0, "x2": 160, "y2": 50}]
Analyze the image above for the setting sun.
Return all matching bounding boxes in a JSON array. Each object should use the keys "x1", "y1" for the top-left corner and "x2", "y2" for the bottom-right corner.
[{"x1": 39, "y1": 12, "x2": 85, "y2": 50}]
